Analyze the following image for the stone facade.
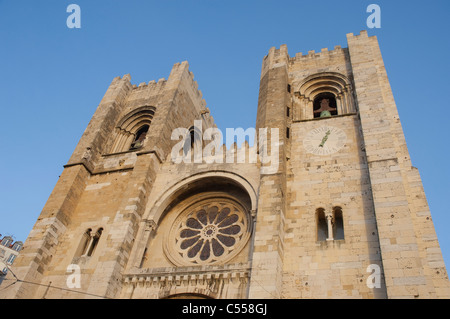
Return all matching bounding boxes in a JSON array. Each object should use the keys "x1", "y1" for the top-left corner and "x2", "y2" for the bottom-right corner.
[{"x1": 3, "y1": 31, "x2": 449, "y2": 299}]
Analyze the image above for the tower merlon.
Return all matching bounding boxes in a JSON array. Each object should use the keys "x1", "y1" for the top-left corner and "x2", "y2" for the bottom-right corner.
[
  {"x1": 289, "y1": 44, "x2": 346, "y2": 63},
  {"x1": 122, "y1": 73, "x2": 132, "y2": 82},
  {"x1": 261, "y1": 44, "x2": 290, "y2": 79},
  {"x1": 346, "y1": 30, "x2": 369, "y2": 40}
]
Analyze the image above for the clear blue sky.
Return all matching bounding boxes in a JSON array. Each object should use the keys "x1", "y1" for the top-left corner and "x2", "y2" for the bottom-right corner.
[{"x1": 1, "y1": 1, "x2": 449, "y2": 272}]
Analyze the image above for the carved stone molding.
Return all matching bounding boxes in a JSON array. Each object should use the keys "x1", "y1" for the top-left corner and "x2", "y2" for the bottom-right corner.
[{"x1": 122, "y1": 263, "x2": 251, "y2": 299}]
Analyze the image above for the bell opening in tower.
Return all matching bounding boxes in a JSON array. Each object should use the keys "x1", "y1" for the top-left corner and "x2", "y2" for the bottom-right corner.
[
  {"x1": 129, "y1": 125, "x2": 149, "y2": 150},
  {"x1": 313, "y1": 93, "x2": 338, "y2": 118}
]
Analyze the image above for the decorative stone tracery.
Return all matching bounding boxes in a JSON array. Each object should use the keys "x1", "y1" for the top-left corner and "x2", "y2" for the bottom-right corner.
[{"x1": 165, "y1": 198, "x2": 251, "y2": 266}]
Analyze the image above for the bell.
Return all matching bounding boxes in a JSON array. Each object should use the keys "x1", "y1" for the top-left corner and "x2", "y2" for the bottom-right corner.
[{"x1": 320, "y1": 110, "x2": 332, "y2": 118}]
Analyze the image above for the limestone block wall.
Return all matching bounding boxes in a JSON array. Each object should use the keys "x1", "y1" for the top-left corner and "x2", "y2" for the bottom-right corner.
[
  {"x1": 347, "y1": 31, "x2": 449, "y2": 298},
  {"x1": 283, "y1": 114, "x2": 386, "y2": 298},
  {"x1": 6, "y1": 61, "x2": 216, "y2": 299},
  {"x1": 249, "y1": 44, "x2": 289, "y2": 298},
  {"x1": 120, "y1": 142, "x2": 261, "y2": 299},
  {"x1": 249, "y1": 32, "x2": 450, "y2": 299}
]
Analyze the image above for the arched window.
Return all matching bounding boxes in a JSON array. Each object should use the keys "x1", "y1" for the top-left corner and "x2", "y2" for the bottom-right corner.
[
  {"x1": 110, "y1": 106, "x2": 155, "y2": 153},
  {"x1": 129, "y1": 125, "x2": 149, "y2": 150},
  {"x1": 296, "y1": 72, "x2": 355, "y2": 120},
  {"x1": 316, "y1": 207, "x2": 344, "y2": 242},
  {"x1": 183, "y1": 126, "x2": 202, "y2": 156},
  {"x1": 333, "y1": 207, "x2": 345, "y2": 240},
  {"x1": 316, "y1": 208, "x2": 328, "y2": 241},
  {"x1": 86, "y1": 228, "x2": 103, "y2": 256},
  {"x1": 313, "y1": 93, "x2": 338, "y2": 118},
  {"x1": 74, "y1": 228, "x2": 103, "y2": 259},
  {"x1": 74, "y1": 228, "x2": 92, "y2": 258}
]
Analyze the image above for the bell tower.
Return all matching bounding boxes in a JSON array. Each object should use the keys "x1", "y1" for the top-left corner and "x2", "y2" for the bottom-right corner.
[
  {"x1": 8, "y1": 61, "x2": 215, "y2": 299},
  {"x1": 249, "y1": 30, "x2": 450, "y2": 298}
]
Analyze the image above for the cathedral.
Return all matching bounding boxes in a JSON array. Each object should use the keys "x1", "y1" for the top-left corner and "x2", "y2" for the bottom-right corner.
[{"x1": 5, "y1": 31, "x2": 450, "y2": 299}]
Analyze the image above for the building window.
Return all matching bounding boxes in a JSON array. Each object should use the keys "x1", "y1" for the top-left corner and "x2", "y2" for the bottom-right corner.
[
  {"x1": 316, "y1": 207, "x2": 344, "y2": 241},
  {"x1": 110, "y1": 106, "x2": 155, "y2": 154},
  {"x1": 316, "y1": 208, "x2": 328, "y2": 241},
  {"x1": 165, "y1": 198, "x2": 251, "y2": 266},
  {"x1": 6, "y1": 254, "x2": 16, "y2": 264},
  {"x1": 297, "y1": 72, "x2": 356, "y2": 121},
  {"x1": 189, "y1": 129, "x2": 196, "y2": 150},
  {"x1": 183, "y1": 126, "x2": 202, "y2": 156},
  {"x1": 87, "y1": 228, "x2": 103, "y2": 256},
  {"x1": 129, "y1": 125, "x2": 149, "y2": 150},
  {"x1": 74, "y1": 228, "x2": 103, "y2": 259},
  {"x1": 1, "y1": 236, "x2": 13, "y2": 247},
  {"x1": 313, "y1": 93, "x2": 337, "y2": 118},
  {"x1": 74, "y1": 228, "x2": 91, "y2": 258},
  {"x1": 333, "y1": 207, "x2": 345, "y2": 240},
  {"x1": 12, "y1": 242, "x2": 23, "y2": 252}
]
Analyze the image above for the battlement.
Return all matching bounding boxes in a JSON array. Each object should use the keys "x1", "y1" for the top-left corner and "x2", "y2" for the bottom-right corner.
[
  {"x1": 133, "y1": 78, "x2": 167, "y2": 89},
  {"x1": 266, "y1": 30, "x2": 371, "y2": 66},
  {"x1": 110, "y1": 61, "x2": 204, "y2": 104},
  {"x1": 112, "y1": 73, "x2": 131, "y2": 83},
  {"x1": 110, "y1": 61, "x2": 207, "y2": 114},
  {"x1": 262, "y1": 42, "x2": 348, "y2": 76},
  {"x1": 346, "y1": 29, "x2": 369, "y2": 40},
  {"x1": 111, "y1": 73, "x2": 168, "y2": 91},
  {"x1": 289, "y1": 45, "x2": 346, "y2": 63}
]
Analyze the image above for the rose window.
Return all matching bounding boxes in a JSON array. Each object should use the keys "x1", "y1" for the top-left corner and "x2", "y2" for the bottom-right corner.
[{"x1": 166, "y1": 199, "x2": 250, "y2": 265}]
